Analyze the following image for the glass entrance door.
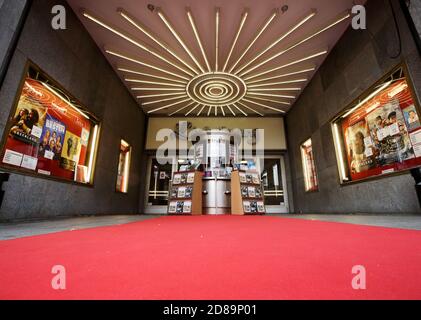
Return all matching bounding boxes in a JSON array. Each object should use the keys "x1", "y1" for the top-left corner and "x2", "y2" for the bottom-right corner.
[
  {"x1": 144, "y1": 156, "x2": 175, "y2": 214},
  {"x1": 261, "y1": 156, "x2": 289, "y2": 213},
  {"x1": 239, "y1": 155, "x2": 289, "y2": 214}
]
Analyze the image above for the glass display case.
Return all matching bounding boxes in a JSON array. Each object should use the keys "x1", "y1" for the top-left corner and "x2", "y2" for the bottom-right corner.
[
  {"x1": 192, "y1": 130, "x2": 241, "y2": 214},
  {"x1": 332, "y1": 64, "x2": 421, "y2": 184},
  {"x1": 0, "y1": 63, "x2": 100, "y2": 185}
]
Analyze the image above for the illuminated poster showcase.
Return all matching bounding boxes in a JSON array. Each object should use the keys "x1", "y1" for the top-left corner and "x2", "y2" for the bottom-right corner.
[
  {"x1": 0, "y1": 64, "x2": 100, "y2": 185},
  {"x1": 332, "y1": 65, "x2": 421, "y2": 184},
  {"x1": 300, "y1": 138, "x2": 319, "y2": 192}
]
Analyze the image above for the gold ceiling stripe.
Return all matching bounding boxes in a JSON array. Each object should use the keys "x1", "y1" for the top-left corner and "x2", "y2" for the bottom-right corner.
[
  {"x1": 234, "y1": 10, "x2": 317, "y2": 74},
  {"x1": 240, "y1": 10, "x2": 351, "y2": 77},
  {"x1": 237, "y1": 101, "x2": 264, "y2": 116},
  {"x1": 156, "y1": 8, "x2": 206, "y2": 73},
  {"x1": 244, "y1": 50, "x2": 328, "y2": 81},
  {"x1": 106, "y1": 49, "x2": 190, "y2": 81},
  {"x1": 82, "y1": 11, "x2": 194, "y2": 77},
  {"x1": 118, "y1": 8, "x2": 199, "y2": 75},
  {"x1": 168, "y1": 101, "x2": 196, "y2": 116},
  {"x1": 148, "y1": 97, "x2": 191, "y2": 114},
  {"x1": 117, "y1": 67, "x2": 187, "y2": 84},
  {"x1": 242, "y1": 98, "x2": 286, "y2": 113},
  {"x1": 228, "y1": 8, "x2": 279, "y2": 73},
  {"x1": 245, "y1": 67, "x2": 315, "y2": 85},
  {"x1": 222, "y1": 9, "x2": 248, "y2": 72}
]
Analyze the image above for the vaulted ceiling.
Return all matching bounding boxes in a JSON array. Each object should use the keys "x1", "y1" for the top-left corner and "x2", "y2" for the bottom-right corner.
[{"x1": 67, "y1": 0, "x2": 359, "y2": 117}]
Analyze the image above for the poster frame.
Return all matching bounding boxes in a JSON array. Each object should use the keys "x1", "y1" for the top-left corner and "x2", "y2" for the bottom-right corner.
[
  {"x1": 330, "y1": 61, "x2": 421, "y2": 186},
  {"x1": 0, "y1": 60, "x2": 101, "y2": 187}
]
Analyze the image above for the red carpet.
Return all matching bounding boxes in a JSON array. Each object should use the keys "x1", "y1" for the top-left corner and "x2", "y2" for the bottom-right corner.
[{"x1": 1, "y1": 215, "x2": 421, "y2": 300}]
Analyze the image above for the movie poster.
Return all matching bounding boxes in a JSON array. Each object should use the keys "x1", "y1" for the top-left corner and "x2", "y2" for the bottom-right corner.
[
  {"x1": 38, "y1": 115, "x2": 66, "y2": 161},
  {"x1": 60, "y1": 131, "x2": 81, "y2": 172},
  {"x1": 340, "y1": 78, "x2": 421, "y2": 182},
  {"x1": 365, "y1": 100, "x2": 414, "y2": 166},
  {"x1": 8, "y1": 93, "x2": 47, "y2": 148},
  {"x1": 344, "y1": 120, "x2": 375, "y2": 174},
  {"x1": 403, "y1": 105, "x2": 421, "y2": 132}
]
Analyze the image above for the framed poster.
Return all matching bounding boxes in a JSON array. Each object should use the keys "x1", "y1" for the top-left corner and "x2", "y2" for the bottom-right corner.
[
  {"x1": 300, "y1": 138, "x2": 319, "y2": 192},
  {"x1": 0, "y1": 62, "x2": 100, "y2": 185},
  {"x1": 332, "y1": 64, "x2": 421, "y2": 184},
  {"x1": 116, "y1": 139, "x2": 131, "y2": 193}
]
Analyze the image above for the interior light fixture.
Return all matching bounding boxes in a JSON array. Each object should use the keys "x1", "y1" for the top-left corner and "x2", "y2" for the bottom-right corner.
[
  {"x1": 118, "y1": 67, "x2": 187, "y2": 84},
  {"x1": 228, "y1": 9, "x2": 279, "y2": 73},
  {"x1": 235, "y1": 10, "x2": 317, "y2": 74},
  {"x1": 226, "y1": 105, "x2": 236, "y2": 116},
  {"x1": 41, "y1": 82, "x2": 90, "y2": 119},
  {"x1": 124, "y1": 79, "x2": 185, "y2": 87},
  {"x1": 122, "y1": 140, "x2": 131, "y2": 193},
  {"x1": 136, "y1": 92, "x2": 186, "y2": 99},
  {"x1": 237, "y1": 101, "x2": 264, "y2": 116},
  {"x1": 244, "y1": 50, "x2": 328, "y2": 81},
  {"x1": 168, "y1": 101, "x2": 196, "y2": 116},
  {"x1": 118, "y1": 8, "x2": 199, "y2": 75},
  {"x1": 86, "y1": 124, "x2": 99, "y2": 182},
  {"x1": 242, "y1": 97, "x2": 286, "y2": 113},
  {"x1": 246, "y1": 67, "x2": 315, "y2": 84},
  {"x1": 222, "y1": 9, "x2": 248, "y2": 72},
  {"x1": 186, "y1": 8, "x2": 211, "y2": 72},
  {"x1": 142, "y1": 95, "x2": 188, "y2": 105},
  {"x1": 196, "y1": 105, "x2": 206, "y2": 116},
  {"x1": 247, "y1": 79, "x2": 308, "y2": 88},
  {"x1": 131, "y1": 87, "x2": 185, "y2": 91},
  {"x1": 232, "y1": 104, "x2": 248, "y2": 116},
  {"x1": 333, "y1": 123, "x2": 348, "y2": 181},
  {"x1": 147, "y1": 97, "x2": 191, "y2": 114},
  {"x1": 341, "y1": 81, "x2": 392, "y2": 118},
  {"x1": 247, "y1": 92, "x2": 295, "y2": 99},
  {"x1": 245, "y1": 95, "x2": 291, "y2": 106},
  {"x1": 106, "y1": 49, "x2": 190, "y2": 81},
  {"x1": 156, "y1": 8, "x2": 205, "y2": 73},
  {"x1": 215, "y1": 8, "x2": 220, "y2": 71},
  {"x1": 388, "y1": 82, "x2": 408, "y2": 98},
  {"x1": 240, "y1": 10, "x2": 351, "y2": 77},
  {"x1": 248, "y1": 88, "x2": 302, "y2": 92},
  {"x1": 82, "y1": 10, "x2": 194, "y2": 77},
  {"x1": 185, "y1": 103, "x2": 200, "y2": 116},
  {"x1": 300, "y1": 140, "x2": 311, "y2": 191}
]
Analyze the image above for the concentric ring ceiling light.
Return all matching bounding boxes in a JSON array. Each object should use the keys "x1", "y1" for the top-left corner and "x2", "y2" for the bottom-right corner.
[{"x1": 81, "y1": 7, "x2": 351, "y2": 116}]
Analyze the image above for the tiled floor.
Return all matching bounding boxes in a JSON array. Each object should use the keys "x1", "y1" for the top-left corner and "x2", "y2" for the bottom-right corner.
[
  {"x1": 1, "y1": 213, "x2": 421, "y2": 240},
  {"x1": 0, "y1": 215, "x2": 159, "y2": 240}
]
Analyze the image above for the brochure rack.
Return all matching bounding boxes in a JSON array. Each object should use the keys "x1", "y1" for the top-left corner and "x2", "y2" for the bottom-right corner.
[
  {"x1": 231, "y1": 170, "x2": 266, "y2": 215},
  {"x1": 167, "y1": 171, "x2": 203, "y2": 215}
]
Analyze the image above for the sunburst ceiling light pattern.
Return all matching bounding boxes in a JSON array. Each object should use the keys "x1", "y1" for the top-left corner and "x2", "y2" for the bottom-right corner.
[{"x1": 81, "y1": 7, "x2": 351, "y2": 117}]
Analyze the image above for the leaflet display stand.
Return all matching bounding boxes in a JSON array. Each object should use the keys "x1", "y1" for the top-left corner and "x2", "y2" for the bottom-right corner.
[
  {"x1": 231, "y1": 170, "x2": 266, "y2": 215},
  {"x1": 167, "y1": 171, "x2": 203, "y2": 215}
]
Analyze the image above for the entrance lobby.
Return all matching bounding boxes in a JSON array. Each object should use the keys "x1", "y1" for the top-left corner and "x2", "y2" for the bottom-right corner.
[{"x1": 0, "y1": 0, "x2": 421, "y2": 302}]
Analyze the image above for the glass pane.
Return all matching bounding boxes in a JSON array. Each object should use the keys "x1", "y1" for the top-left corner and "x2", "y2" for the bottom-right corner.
[
  {"x1": 148, "y1": 158, "x2": 173, "y2": 205},
  {"x1": 0, "y1": 68, "x2": 100, "y2": 185},
  {"x1": 116, "y1": 140, "x2": 131, "y2": 193},
  {"x1": 261, "y1": 158, "x2": 284, "y2": 205},
  {"x1": 301, "y1": 139, "x2": 319, "y2": 192}
]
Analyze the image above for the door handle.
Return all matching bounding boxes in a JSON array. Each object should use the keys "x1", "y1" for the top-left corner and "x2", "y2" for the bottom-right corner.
[
  {"x1": 203, "y1": 190, "x2": 208, "y2": 195},
  {"x1": 225, "y1": 190, "x2": 231, "y2": 195}
]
